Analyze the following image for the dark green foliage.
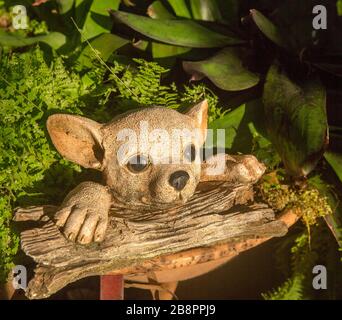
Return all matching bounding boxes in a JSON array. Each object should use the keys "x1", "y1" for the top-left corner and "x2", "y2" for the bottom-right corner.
[
  {"x1": 110, "y1": 10, "x2": 242, "y2": 48},
  {"x1": 338, "y1": 0, "x2": 342, "y2": 15},
  {"x1": 84, "y1": 57, "x2": 225, "y2": 122},
  {"x1": 183, "y1": 48, "x2": 260, "y2": 91},
  {"x1": 259, "y1": 173, "x2": 342, "y2": 299},
  {"x1": 106, "y1": 0, "x2": 341, "y2": 180},
  {"x1": 0, "y1": 2, "x2": 64, "y2": 50},
  {"x1": 106, "y1": 59, "x2": 180, "y2": 108},
  {"x1": 324, "y1": 152, "x2": 342, "y2": 184},
  {"x1": 264, "y1": 221, "x2": 342, "y2": 300},
  {"x1": 263, "y1": 64, "x2": 328, "y2": 177}
]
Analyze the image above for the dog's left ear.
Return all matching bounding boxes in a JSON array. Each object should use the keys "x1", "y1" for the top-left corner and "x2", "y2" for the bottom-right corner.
[{"x1": 186, "y1": 99, "x2": 208, "y2": 144}]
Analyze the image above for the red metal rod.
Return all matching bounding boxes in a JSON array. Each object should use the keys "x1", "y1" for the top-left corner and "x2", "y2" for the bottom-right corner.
[{"x1": 100, "y1": 275, "x2": 124, "y2": 300}]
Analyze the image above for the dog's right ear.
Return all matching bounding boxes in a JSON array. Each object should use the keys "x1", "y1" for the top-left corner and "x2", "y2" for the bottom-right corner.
[
  {"x1": 186, "y1": 99, "x2": 208, "y2": 144},
  {"x1": 47, "y1": 114, "x2": 104, "y2": 170}
]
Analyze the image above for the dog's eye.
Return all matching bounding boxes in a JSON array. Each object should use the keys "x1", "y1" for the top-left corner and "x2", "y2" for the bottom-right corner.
[
  {"x1": 184, "y1": 144, "x2": 196, "y2": 162},
  {"x1": 126, "y1": 155, "x2": 150, "y2": 173}
]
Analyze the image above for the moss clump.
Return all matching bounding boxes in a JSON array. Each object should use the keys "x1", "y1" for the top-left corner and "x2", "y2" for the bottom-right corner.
[
  {"x1": 258, "y1": 172, "x2": 332, "y2": 230},
  {"x1": 258, "y1": 173, "x2": 297, "y2": 211},
  {"x1": 259, "y1": 181, "x2": 297, "y2": 211},
  {"x1": 297, "y1": 189, "x2": 332, "y2": 230}
]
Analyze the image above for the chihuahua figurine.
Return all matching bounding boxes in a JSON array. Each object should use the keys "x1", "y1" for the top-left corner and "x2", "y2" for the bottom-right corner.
[{"x1": 47, "y1": 100, "x2": 265, "y2": 245}]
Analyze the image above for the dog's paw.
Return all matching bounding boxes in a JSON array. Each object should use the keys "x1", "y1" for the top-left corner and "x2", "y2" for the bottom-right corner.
[
  {"x1": 231, "y1": 155, "x2": 266, "y2": 183},
  {"x1": 55, "y1": 205, "x2": 109, "y2": 244}
]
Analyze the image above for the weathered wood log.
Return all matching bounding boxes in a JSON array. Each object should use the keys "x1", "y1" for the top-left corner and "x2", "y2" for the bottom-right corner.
[{"x1": 14, "y1": 181, "x2": 288, "y2": 299}]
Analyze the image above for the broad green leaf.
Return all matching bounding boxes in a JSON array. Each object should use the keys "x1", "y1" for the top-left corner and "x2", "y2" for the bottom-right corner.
[
  {"x1": 208, "y1": 100, "x2": 269, "y2": 154},
  {"x1": 183, "y1": 48, "x2": 260, "y2": 91},
  {"x1": 272, "y1": 1, "x2": 339, "y2": 53},
  {"x1": 133, "y1": 39, "x2": 149, "y2": 51},
  {"x1": 338, "y1": 0, "x2": 342, "y2": 16},
  {"x1": 147, "y1": 2, "x2": 190, "y2": 58},
  {"x1": 190, "y1": 0, "x2": 222, "y2": 22},
  {"x1": 263, "y1": 64, "x2": 328, "y2": 177},
  {"x1": 309, "y1": 175, "x2": 342, "y2": 248},
  {"x1": 324, "y1": 152, "x2": 342, "y2": 183},
  {"x1": 81, "y1": 0, "x2": 120, "y2": 41},
  {"x1": 29, "y1": 0, "x2": 63, "y2": 32},
  {"x1": 216, "y1": 0, "x2": 238, "y2": 25},
  {"x1": 147, "y1": 1, "x2": 174, "y2": 19},
  {"x1": 121, "y1": 0, "x2": 135, "y2": 6},
  {"x1": 152, "y1": 42, "x2": 190, "y2": 58},
  {"x1": 133, "y1": 39, "x2": 190, "y2": 59},
  {"x1": 54, "y1": 0, "x2": 76, "y2": 36},
  {"x1": 110, "y1": 11, "x2": 243, "y2": 48},
  {"x1": 57, "y1": 0, "x2": 74, "y2": 14},
  {"x1": 75, "y1": 0, "x2": 93, "y2": 28},
  {"x1": 167, "y1": 0, "x2": 191, "y2": 18},
  {"x1": 208, "y1": 104, "x2": 246, "y2": 151},
  {"x1": 250, "y1": 9, "x2": 288, "y2": 49},
  {"x1": 0, "y1": 31, "x2": 66, "y2": 50},
  {"x1": 78, "y1": 33, "x2": 129, "y2": 67}
]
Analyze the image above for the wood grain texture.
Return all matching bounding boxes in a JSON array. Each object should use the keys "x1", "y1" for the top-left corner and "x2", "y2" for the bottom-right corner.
[{"x1": 14, "y1": 181, "x2": 288, "y2": 299}]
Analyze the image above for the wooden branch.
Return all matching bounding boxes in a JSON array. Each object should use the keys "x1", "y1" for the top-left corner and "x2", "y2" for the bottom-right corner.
[{"x1": 14, "y1": 181, "x2": 288, "y2": 299}]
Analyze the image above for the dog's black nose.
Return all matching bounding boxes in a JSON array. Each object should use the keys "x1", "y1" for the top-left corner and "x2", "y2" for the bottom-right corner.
[{"x1": 169, "y1": 171, "x2": 190, "y2": 191}]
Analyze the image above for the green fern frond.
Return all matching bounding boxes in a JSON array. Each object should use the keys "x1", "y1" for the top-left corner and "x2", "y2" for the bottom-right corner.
[
  {"x1": 0, "y1": 47, "x2": 85, "y2": 282},
  {"x1": 263, "y1": 276, "x2": 305, "y2": 300}
]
